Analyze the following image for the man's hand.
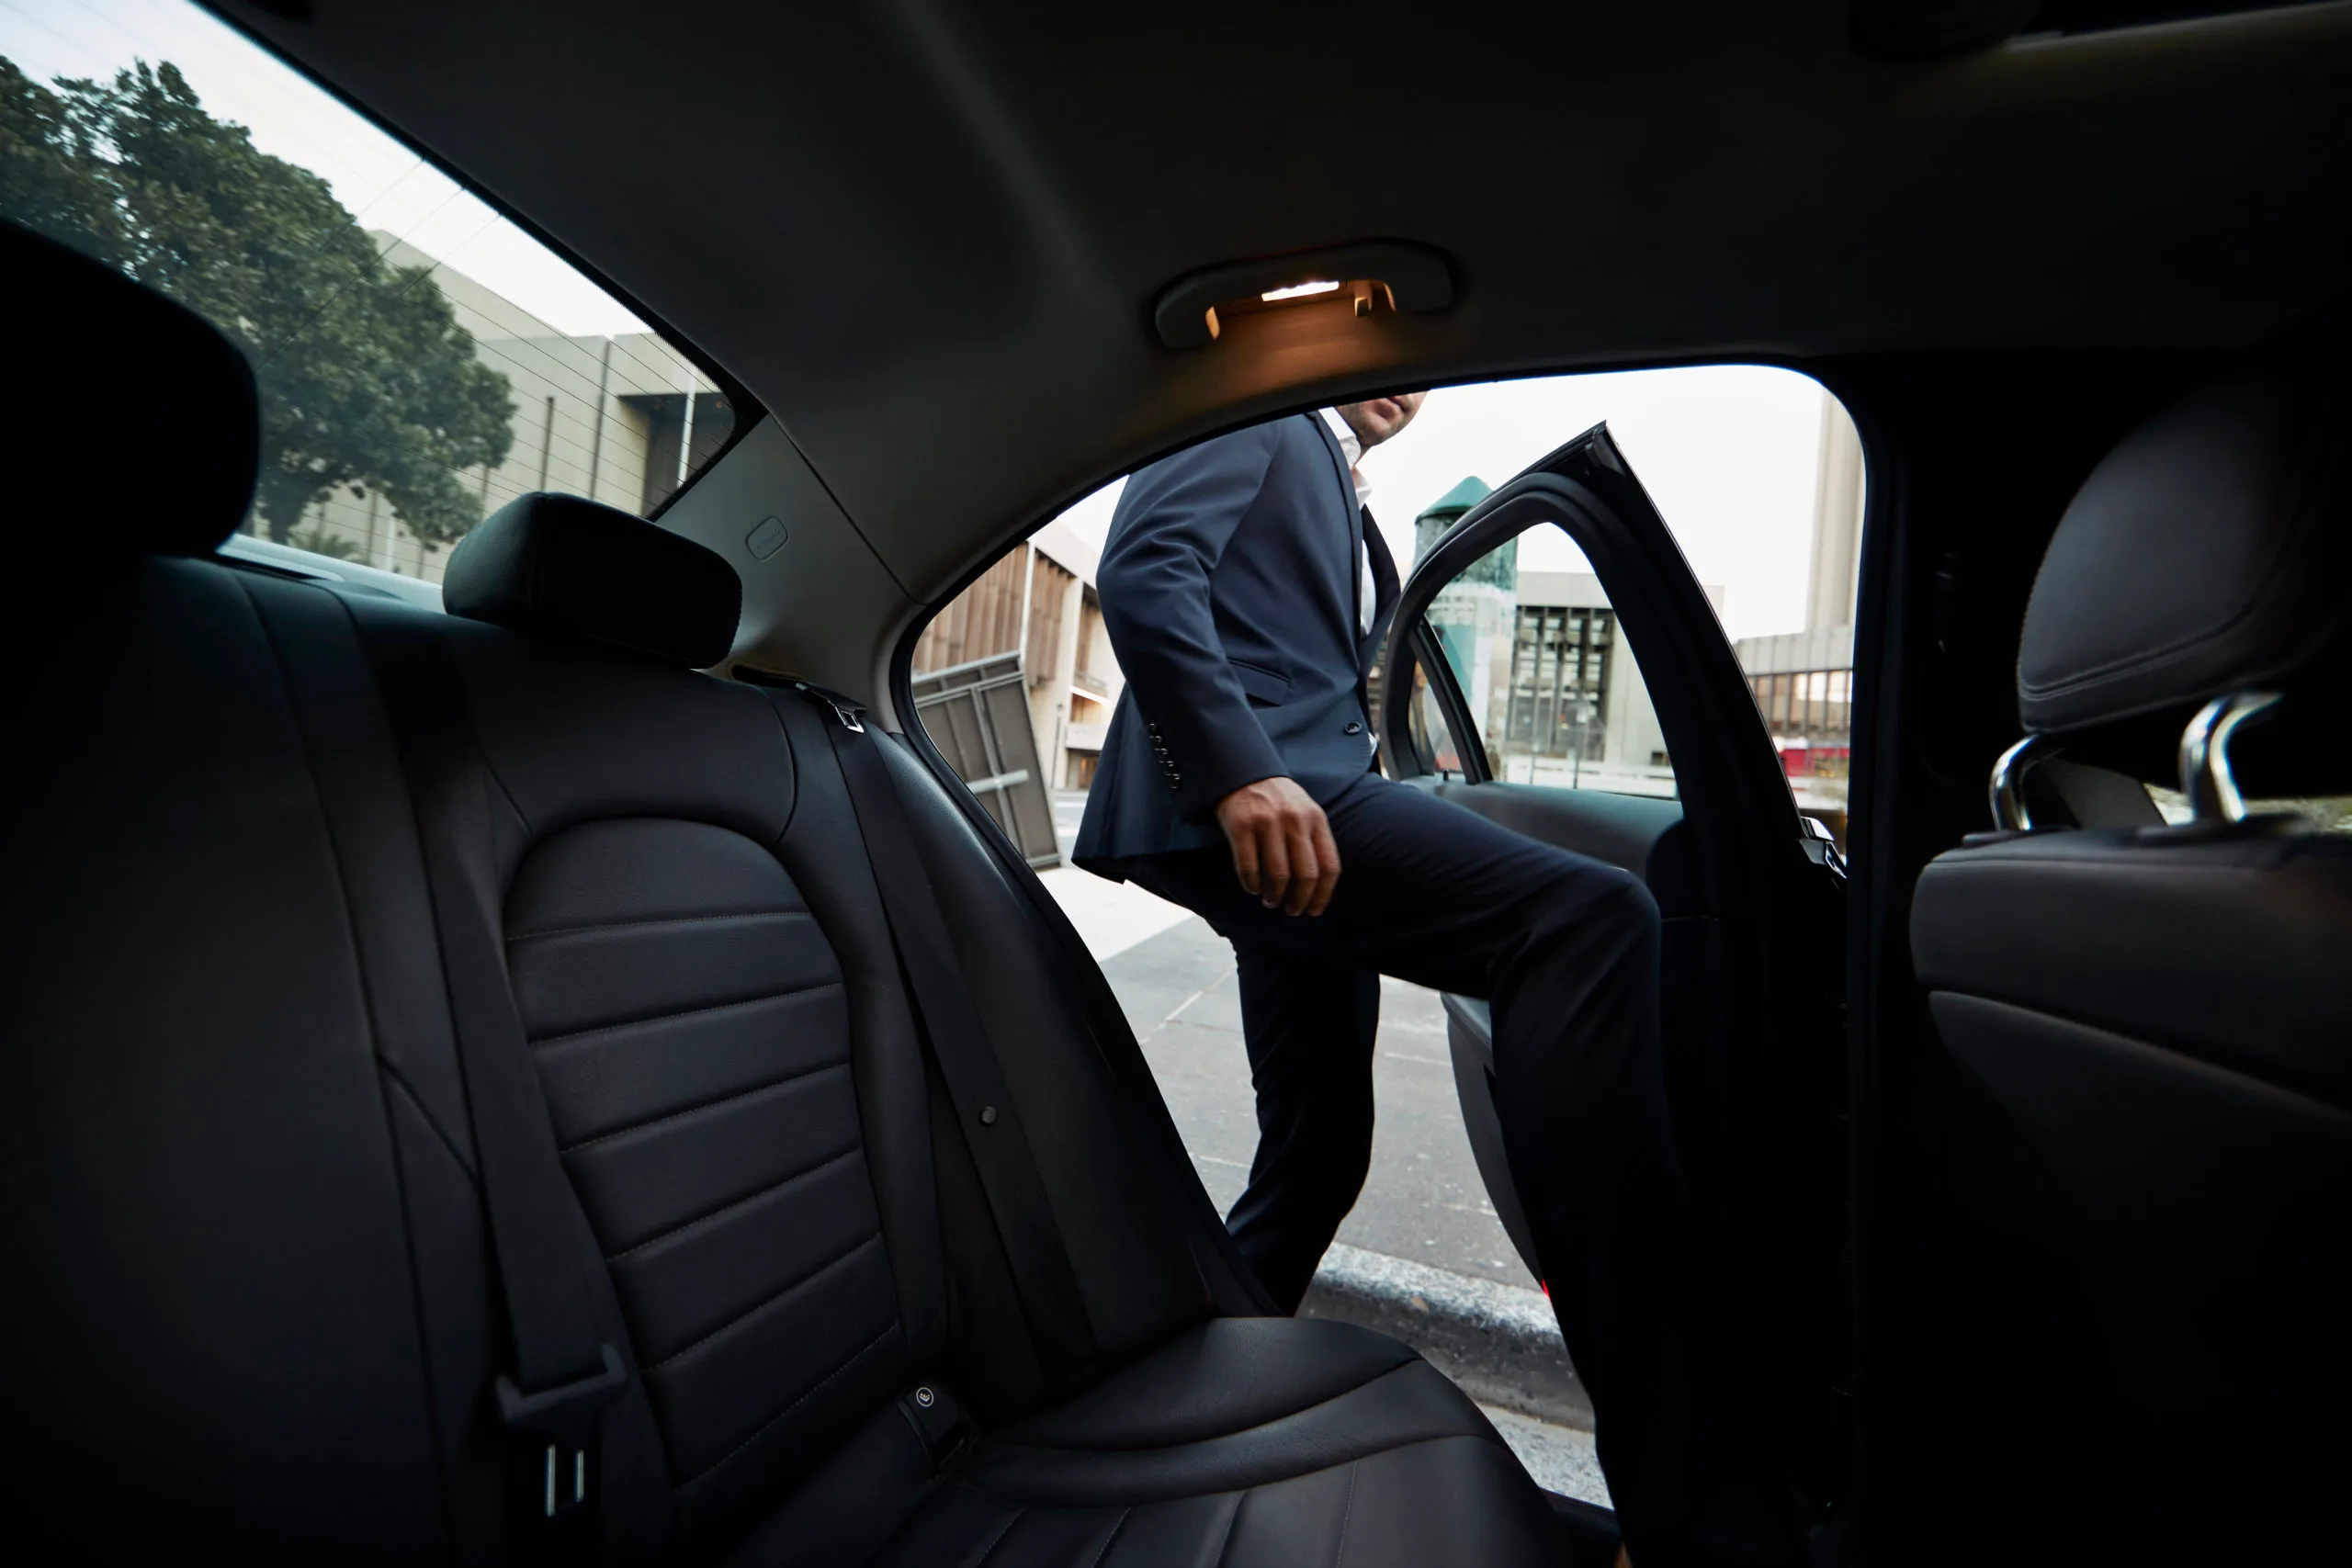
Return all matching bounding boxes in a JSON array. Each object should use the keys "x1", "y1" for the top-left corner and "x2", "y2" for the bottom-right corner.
[{"x1": 1215, "y1": 777, "x2": 1341, "y2": 917}]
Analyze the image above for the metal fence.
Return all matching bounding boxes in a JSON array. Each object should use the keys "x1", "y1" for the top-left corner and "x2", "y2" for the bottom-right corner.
[{"x1": 910, "y1": 651, "x2": 1062, "y2": 869}]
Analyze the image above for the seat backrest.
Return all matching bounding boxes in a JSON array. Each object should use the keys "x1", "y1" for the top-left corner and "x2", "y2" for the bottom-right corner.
[
  {"x1": 3, "y1": 223, "x2": 1227, "y2": 1561},
  {"x1": 368, "y1": 518, "x2": 956, "y2": 1551},
  {"x1": 1907, "y1": 333, "x2": 2352, "y2": 1562}
]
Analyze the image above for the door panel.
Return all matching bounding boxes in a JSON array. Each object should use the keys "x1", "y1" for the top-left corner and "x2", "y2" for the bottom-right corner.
[
  {"x1": 1382, "y1": 423, "x2": 1853, "y2": 1509},
  {"x1": 1412, "y1": 779, "x2": 1692, "y2": 909}
]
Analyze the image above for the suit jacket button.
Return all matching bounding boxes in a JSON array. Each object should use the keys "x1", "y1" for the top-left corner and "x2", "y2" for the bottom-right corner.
[{"x1": 1343, "y1": 721, "x2": 1363, "y2": 735}]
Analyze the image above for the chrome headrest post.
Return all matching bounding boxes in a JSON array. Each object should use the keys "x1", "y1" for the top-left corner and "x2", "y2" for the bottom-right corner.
[
  {"x1": 1988, "y1": 733, "x2": 2053, "y2": 830},
  {"x1": 2180, "y1": 691, "x2": 2281, "y2": 821}
]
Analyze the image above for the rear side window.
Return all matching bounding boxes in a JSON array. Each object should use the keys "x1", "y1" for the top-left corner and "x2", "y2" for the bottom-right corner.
[{"x1": 0, "y1": 0, "x2": 746, "y2": 583}]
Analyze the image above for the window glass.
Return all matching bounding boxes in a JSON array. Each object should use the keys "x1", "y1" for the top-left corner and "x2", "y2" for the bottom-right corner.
[
  {"x1": 906, "y1": 524, "x2": 1102, "y2": 868},
  {"x1": 1406, "y1": 654, "x2": 1472, "y2": 778},
  {"x1": 2146, "y1": 785, "x2": 2352, "y2": 832},
  {"x1": 1, "y1": 0, "x2": 742, "y2": 583},
  {"x1": 1420, "y1": 531, "x2": 1677, "y2": 798}
]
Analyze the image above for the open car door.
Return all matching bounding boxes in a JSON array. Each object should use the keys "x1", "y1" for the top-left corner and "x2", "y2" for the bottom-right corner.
[{"x1": 1378, "y1": 423, "x2": 1854, "y2": 1509}]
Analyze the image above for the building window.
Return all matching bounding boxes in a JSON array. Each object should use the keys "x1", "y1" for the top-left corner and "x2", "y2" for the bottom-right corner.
[{"x1": 1503, "y1": 604, "x2": 1614, "y2": 761}]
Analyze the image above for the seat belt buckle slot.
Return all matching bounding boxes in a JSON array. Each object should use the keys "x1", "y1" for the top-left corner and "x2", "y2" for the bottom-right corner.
[
  {"x1": 537, "y1": 1441, "x2": 588, "y2": 1518},
  {"x1": 495, "y1": 1343, "x2": 628, "y2": 1519},
  {"x1": 898, "y1": 1382, "x2": 972, "y2": 1477}
]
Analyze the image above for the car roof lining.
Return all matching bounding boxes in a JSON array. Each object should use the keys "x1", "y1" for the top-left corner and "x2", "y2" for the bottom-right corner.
[{"x1": 209, "y1": 0, "x2": 2352, "y2": 705}]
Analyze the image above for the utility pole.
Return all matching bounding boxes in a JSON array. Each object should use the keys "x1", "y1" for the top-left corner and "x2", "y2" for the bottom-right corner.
[
  {"x1": 535, "y1": 395, "x2": 556, "y2": 491},
  {"x1": 586, "y1": 337, "x2": 612, "y2": 502},
  {"x1": 1015, "y1": 542, "x2": 1036, "y2": 673},
  {"x1": 368, "y1": 489, "x2": 389, "y2": 572},
  {"x1": 674, "y1": 364, "x2": 698, "y2": 491}
]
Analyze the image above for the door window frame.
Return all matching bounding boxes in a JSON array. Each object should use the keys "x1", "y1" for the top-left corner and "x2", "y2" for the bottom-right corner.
[{"x1": 1380, "y1": 434, "x2": 1803, "y2": 873}]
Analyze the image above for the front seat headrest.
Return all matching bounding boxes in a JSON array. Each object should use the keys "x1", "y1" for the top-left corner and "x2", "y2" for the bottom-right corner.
[
  {"x1": 2016, "y1": 336, "x2": 2350, "y2": 784},
  {"x1": 9, "y1": 222, "x2": 260, "y2": 556},
  {"x1": 443, "y1": 492, "x2": 742, "y2": 668}
]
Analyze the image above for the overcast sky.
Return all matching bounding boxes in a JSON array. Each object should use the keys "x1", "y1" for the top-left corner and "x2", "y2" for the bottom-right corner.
[
  {"x1": 9, "y1": 0, "x2": 1849, "y2": 641},
  {"x1": 1, "y1": 0, "x2": 650, "y2": 334}
]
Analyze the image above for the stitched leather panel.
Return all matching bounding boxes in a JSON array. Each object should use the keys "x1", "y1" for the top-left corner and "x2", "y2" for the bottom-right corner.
[
  {"x1": 975, "y1": 1362, "x2": 1483, "y2": 1506},
  {"x1": 898, "y1": 1316, "x2": 1561, "y2": 1561},
  {"x1": 534, "y1": 985, "x2": 849, "y2": 1147},
  {"x1": 428, "y1": 620, "x2": 949, "y2": 1551},
  {"x1": 504, "y1": 816, "x2": 900, "y2": 1497},
  {"x1": 996, "y1": 1317, "x2": 1418, "y2": 1451},
  {"x1": 871, "y1": 1321, "x2": 1554, "y2": 1566}
]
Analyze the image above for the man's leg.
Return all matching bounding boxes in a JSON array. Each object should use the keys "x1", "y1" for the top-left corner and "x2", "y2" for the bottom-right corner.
[
  {"x1": 1131, "y1": 773, "x2": 1797, "y2": 1566},
  {"x1": 1221, "y1": 948, "x2": 1381, "y2": 1312}
]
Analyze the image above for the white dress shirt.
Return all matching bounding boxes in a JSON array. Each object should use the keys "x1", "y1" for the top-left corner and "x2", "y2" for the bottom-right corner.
[{"x1": 1318, "y1": 408, "x2": 1378, "y2": 636}]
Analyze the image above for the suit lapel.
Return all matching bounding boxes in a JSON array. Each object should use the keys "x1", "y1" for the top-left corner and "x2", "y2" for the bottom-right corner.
[
  {"x1": 1306, "y1": 412, "x2": 1366, "y2": 582},
  {"x1": 1359, "y1": 513, "x2": 1400, "y2": 667}
]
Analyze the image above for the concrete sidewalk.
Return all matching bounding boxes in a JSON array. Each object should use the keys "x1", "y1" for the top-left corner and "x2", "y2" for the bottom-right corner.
[{"x1": 1036, "y1": 800, "x2": 1609, "y2": 1504}]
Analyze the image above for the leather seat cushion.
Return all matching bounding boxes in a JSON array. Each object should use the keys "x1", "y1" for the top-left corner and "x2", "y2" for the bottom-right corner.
[{"x1": 874, "y1": 1318, "x2": 1556, "y2": 1566}]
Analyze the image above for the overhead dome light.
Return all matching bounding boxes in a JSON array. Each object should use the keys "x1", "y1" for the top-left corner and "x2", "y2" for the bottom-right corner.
[{"x1": 1152, "y1": 241, "x2": 1455, "y2": 349}]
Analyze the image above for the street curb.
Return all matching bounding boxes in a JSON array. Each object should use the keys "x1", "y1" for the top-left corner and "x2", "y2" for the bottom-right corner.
[{"x1": 1299, "y1": 1243, "x2": 1595, "y2": 1431}]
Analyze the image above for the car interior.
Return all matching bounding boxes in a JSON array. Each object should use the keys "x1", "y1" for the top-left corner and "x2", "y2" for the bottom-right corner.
[{"x1": 5, "y1": 2, "x2": 2348, "y2": 1564}]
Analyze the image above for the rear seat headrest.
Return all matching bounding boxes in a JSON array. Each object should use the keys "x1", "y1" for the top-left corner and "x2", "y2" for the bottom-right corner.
[
  {"x1": 9, "y1": 221, "x2": 259, "y2": 556},
  {"x1": 443, "y1": 492, "x2": 742, "y2": 667},
  {"x1": 2017, "y1": 336, "x2": 2350, "y2": 762}
]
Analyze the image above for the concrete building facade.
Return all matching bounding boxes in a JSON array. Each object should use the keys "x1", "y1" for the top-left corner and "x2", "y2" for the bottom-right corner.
[
  {"x1": 1735, "y1": 389, "x2": 1866, "y2": 821},
  {"x1": 1412, "y1": 477, "x2": 1708, "y2": 799},
  {"x1": 260, "y1": 235, "x2": 730, "y2": 581}
]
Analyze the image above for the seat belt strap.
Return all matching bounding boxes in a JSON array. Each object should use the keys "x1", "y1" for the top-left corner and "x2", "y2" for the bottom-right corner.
[
  {"x1": 776, "y1": 683, "x2": 1100, "y2": 1388},
  {"x1": 364, "y1": 617, "x2": 625, "y2": 1561},
  {"x1": 895, "y1": 711, "x2": 1276, "y2": 1317}
]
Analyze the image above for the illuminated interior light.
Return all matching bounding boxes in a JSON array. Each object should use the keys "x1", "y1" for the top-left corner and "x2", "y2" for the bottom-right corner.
[{"x1": 1260, "y1": 279, "x2": 1341, "y2": 302}]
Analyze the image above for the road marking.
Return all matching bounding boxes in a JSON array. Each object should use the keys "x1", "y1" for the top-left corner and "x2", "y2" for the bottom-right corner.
[
  {"x1": 1160, "y1": 965, "x2": 1237, "y2": 1028},
  {"x1": 1129, "y1": 960, "x2": 1239, "y2": 1050}
]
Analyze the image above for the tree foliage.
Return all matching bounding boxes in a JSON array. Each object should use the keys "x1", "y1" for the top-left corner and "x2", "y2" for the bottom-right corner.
[{"x1": 0, "y1": 57, "x2": 513, "y2": 547}]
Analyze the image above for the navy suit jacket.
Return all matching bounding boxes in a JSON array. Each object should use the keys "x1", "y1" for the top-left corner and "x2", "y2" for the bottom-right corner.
[{"x1": 1075, "y1": 413, "x2": 1399, "y2": 873}]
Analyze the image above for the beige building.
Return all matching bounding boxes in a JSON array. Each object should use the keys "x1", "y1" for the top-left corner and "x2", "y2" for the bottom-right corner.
[
  {"x1": 1421, "y1": 545, "x2": 1718, "y2": 799},
  {"x1": 264, "y1": 235, "x2": 729, "y2": 581},
  {"x1": 1734, "y1": 389, "x2": 1865, "y2": 822},
  {"x1": 910, "y1": 514, "x2": 1122, "y2": 796}
]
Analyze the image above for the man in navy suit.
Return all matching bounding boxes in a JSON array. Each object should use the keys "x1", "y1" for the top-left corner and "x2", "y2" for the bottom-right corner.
[{"x1": 1076, "y1": 398, "x2": 1794, "y2": 1566}]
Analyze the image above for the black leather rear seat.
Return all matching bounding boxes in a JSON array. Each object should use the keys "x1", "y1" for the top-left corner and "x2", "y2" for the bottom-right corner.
[{"x1": 2, "y1": 226, "x2": 1559, "y2": 1563}]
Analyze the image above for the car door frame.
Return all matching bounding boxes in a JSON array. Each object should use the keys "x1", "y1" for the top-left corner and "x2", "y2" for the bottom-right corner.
[{"x1": 1379, "y1": 423, "x2": 1855, "y2": 1509}]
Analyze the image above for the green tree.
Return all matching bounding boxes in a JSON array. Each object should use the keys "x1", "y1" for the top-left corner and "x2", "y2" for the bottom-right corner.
[{"x1": 0, "y1": 57, "x2": 513, "y2": 547}]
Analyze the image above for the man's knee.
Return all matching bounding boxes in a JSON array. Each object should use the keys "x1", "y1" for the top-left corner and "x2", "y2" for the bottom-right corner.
[
  {"x1": 1598, "y1": 864, "x2": 1661, "y2": 934},
  {"x1": 1546, "y1": 862, "x2": 1658, "y2": 939},
  {"x1": 1507, "y1": 863, "x2": 1660, "y2": 987}
]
